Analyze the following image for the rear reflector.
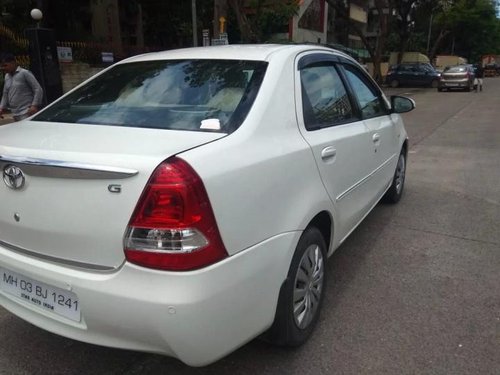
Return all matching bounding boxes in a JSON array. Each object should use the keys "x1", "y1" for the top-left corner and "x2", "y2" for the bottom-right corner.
[{"x1": 124, "y1": 157, "x2": 227, "y2": 271}]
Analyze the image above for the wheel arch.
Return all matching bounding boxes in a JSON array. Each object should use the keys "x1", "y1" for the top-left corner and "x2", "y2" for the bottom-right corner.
[
  {"x1": 307, "y1": 210, "x2": 333, "y2": 257},
  {"x1": 402, "y1": 138, "x2": 409, "y2": 157}
]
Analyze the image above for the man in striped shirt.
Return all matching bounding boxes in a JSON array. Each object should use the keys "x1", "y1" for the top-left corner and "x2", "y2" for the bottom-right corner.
[{"x1": 0, "y1": 53, "x2": 43, "y2": 122}]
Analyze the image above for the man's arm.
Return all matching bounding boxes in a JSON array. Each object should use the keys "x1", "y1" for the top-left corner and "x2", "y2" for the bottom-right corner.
[
  {"x1": 0, "y1": 77, "x2": 9, "y2": 115},
  {"x1": 24, "y1": 70, "x2": 44, "y2": 115}
]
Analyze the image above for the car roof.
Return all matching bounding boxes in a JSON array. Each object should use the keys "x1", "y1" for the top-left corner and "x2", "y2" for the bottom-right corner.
[
  {"x1": 395, "y1": 62, "x2": 431, "y2": 66},
  {"x1": 117, "y1": 44, "x2": 356, "y2": 64}
]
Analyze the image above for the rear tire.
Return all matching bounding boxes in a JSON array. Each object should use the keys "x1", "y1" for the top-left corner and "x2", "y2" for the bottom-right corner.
[
  {"x1": 431, "y1": 80, "x2": 439, "y2": 88},
  {"x1": 265, "y1": 227, "x2": 327, "y2": 346},
  {"x1": 390, "y1": 79, "x2": 399, "y2": 88},
  {"x1": 383, "y1": 149, "x2": 406, "y2": 204}
]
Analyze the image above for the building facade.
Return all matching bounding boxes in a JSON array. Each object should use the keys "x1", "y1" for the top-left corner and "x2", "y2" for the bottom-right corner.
[
  {"x1": 495, "y1": 0, "x2": 500, "y2": 18},
  {"x1": 289, "y1": 0, "x2": 328, "y2": 44}
]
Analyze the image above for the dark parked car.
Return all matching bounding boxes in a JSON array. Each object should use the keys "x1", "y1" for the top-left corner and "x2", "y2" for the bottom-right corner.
[
  {"x1": 438, "y1": 65, "x2": 475, "y2": 92},
  {"x1": 386, "y1": 63, "x2": 440, "y2": 88}
]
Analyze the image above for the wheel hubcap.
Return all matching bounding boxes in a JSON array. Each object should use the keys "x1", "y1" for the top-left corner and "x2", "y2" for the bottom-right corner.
[
  {"x1": 395, "y1": 154, "x2": 406, "y2": 194},
  {"x1": 293, "y1": 244, "x2": 324, "y2": 329}
]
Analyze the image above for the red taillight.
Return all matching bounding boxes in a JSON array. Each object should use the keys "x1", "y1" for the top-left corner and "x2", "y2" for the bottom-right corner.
[{"x1": 124, "y1": 157, "x2": 227, "y2": 271}]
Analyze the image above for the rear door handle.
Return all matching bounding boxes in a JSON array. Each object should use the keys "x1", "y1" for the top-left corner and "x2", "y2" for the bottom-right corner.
[
  {"x1": 321, "y1": 146, "x2": 337, "y2": 160},
  {"x1": 372, "y1": 133, "x2": 380, "y2": 143}
]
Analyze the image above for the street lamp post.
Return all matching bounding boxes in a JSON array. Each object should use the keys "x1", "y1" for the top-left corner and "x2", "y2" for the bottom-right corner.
[
  {"x1": 426, "y1": 12, "x2": 433, "y2": 57},
  {"x1": 192, "y1": 0, "x2": 198, "y2": 47},
  {"x1": 25, "y1": 8, "x2": 63, "y2": 105},
  {"x1": 30, "y1": 8, "x2": 43, "y2": 28}
]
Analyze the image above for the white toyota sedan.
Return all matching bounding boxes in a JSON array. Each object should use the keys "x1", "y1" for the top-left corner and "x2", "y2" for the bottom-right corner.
[{"x1": 0, "y1": 45, "x2": 413, "y2": 366}]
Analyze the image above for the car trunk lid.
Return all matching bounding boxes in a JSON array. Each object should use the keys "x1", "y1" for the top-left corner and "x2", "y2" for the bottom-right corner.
[{"x1": 0, "y1": 121, "x2": 225, "y2": 270}]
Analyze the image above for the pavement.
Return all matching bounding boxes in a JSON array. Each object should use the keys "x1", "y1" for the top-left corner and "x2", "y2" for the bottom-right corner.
[{"x1": 0, "y1": 79, "x2": 499, "y2": 374}]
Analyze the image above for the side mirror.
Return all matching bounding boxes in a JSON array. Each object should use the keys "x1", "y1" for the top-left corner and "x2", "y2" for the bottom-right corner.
[{"x1": 391, "y1": 95, "x2": 415, "y2": 114}]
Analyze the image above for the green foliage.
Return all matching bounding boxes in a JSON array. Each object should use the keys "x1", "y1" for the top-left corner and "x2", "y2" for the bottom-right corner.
[
  {"x1": 252, "y1": 1, "x2": 298, "y2": 42},
  {"x1": 421, "y1": 0, "x2": 500, "y2": 61},
  {"x1": 227, "y1": 0, "x2": 299, "y2": 43},
  {"x1": 0, "y1": 0, "x2": 37, "y2": 34},
  {"x1": 137, "y1": 0, "x2": 214, "y2": 47}
]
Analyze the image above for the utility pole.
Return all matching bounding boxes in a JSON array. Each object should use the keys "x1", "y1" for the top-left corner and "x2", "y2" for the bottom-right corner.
[
  {"x1": 192, "y1": 0, "x2": 198, "y2": 46},
  {"x1": 426, "y1": 13, "x2": 433, "y2": 56}
]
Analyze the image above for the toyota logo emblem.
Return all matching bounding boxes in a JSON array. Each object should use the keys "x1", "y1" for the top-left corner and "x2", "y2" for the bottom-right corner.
[{"x1": 3, "y1": 165, "x2": 25, "y2": 190}]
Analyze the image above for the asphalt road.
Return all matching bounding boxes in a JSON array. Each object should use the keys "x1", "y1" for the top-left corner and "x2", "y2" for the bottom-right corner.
[{"x1": 1, "y1": 80, "x2": 499, "y2": 374}]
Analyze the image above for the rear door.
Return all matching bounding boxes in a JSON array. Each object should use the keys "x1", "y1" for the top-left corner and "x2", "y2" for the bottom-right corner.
[
  {"x1": 412, "y1": 64, "x2": 429, "y2": 85},
  {"x1": 396, "y1": 65, "x2": 414, "y2": 85},
  {"x1": 295, "y1": 53, "x2": 376, "y2": 241}
]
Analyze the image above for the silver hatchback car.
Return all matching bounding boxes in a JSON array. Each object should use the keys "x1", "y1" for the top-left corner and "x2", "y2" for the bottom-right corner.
[{"x1": 437, "y1": 65, "x2": 475, "y2": 92}]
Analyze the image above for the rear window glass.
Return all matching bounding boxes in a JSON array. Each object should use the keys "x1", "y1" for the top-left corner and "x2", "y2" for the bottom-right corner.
[
  {"x1": 33, "y1": 59, "x2": 268, "y2": 133},
  {"x1": 444, "y1": 66, "x2": 466, "y2": 73}
]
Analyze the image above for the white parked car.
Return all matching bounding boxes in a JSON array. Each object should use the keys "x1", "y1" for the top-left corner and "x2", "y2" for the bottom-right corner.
[{"x1": 0, "y1": 45, "x2": 413, "y2": 366}]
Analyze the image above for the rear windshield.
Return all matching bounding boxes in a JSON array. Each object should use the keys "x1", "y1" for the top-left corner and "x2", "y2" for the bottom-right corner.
[
  {"x1": 33, "y1": 59, "x2": 268, "y2": 133},
  {"x1": 444, "y1": 66, "x2": 467, "y2": 73}
]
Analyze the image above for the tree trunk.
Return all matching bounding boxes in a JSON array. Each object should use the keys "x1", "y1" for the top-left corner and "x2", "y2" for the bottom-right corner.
[
  {"x1": 372, "y1": 0, "x2": 390, "y2": 83},
  {"x1": 228, "y1": 0, "x2": 255, "y2": 42},
  {"x1": 429, "y1": 29, "x2": 451, "y2": 63},
  {"x1": 397, "y1": 34, "x2": 409, "y2": 64},
  {"x1": 392, "y1": 0, "x2": 417, "y2": 65}
]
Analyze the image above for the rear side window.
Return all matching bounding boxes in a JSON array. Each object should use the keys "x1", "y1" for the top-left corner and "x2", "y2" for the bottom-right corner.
[
  {"x1": 419, "y1": 65, "x2": 433, "y2": 73},
  {"x1": 300, "y1": 65, "x2": 354, "y2": 130},
  {"x1": 398, "y1": 65, "x2": 415, "y2": 72},
  {"x1": 342, "y1": 64, "x2": 388, "y2": 119},
  {"x1": 33, "y1": 60, "x2": 268, "y2": 133}
]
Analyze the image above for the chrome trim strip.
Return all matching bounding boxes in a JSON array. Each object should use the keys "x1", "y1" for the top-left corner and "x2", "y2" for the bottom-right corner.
[
  {"x1": 0, "y1": 155, "x2": 138, "y2": 179},
  {"x1": 336, "y1": 154, "x2": 396, "y2": 202},
  {"x1": 0, "y1": 239, "x2": 118, "y2": 272}
]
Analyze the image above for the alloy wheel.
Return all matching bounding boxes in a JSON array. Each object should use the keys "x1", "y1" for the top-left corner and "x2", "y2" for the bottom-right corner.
[
  {"x1": 293, "y1": 244, "x2": 324, "y2": 330},
  {"x1": 395, "y1": 153, "x2": 406, "y2": 194}
]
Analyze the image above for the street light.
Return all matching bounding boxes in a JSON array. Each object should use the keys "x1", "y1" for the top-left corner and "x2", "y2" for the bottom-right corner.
[
  {"x1": 30, "y1": 8, "x2": 43, "y2": 28},
  {"x1": 25, "y1": 8, "x2": 63, "y2": 104}
]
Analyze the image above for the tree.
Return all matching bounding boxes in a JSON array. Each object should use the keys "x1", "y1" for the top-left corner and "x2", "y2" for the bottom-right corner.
[
  {"x1": 326, "y1": 0, "x2": 391, "y2": 82},
  {"x1": 226, "y1": 0, "x2": 299, "y2": 43},
  {"x1": 392, "y1": 0, "x2": 420, "y2": 64},
  {"x1": 420, "y1": 0, "x2": 500, "y2": 63}
]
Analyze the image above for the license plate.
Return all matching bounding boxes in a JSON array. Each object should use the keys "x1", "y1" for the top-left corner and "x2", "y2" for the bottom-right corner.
[
  {"x1": 0, "y1": 267, "x2": 81, "y2": 322},
  {"x1": 445, "y1": 83, "x2": 459, "y2": 87}
]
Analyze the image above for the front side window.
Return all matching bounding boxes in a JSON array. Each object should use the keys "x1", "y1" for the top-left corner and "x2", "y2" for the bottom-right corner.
[
  {"x1": 34, "y1": 60, "x2": 268, "y2": 133},
  {"x1": 300, "y1": 64, "x2": 354, "y2": 130},
  {"x1": 342, "y1": 65, "x2": 387, "y2": 119}
]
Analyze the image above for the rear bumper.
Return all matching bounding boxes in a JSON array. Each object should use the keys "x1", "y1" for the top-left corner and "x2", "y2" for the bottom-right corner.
[
  {"x1": 0, "y1": 232, "x2": 299, "y2": 366},
  {"x1": 438, "y1": 79, "x2": 471, "y2": 88}
]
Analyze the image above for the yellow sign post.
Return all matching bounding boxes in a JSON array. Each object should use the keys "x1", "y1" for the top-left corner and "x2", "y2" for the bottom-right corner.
[{"x1": 219, "y1": 16, "x2": 226, "y2": 34}]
